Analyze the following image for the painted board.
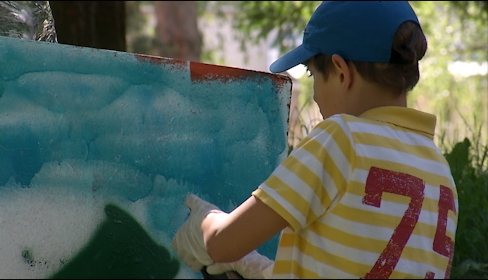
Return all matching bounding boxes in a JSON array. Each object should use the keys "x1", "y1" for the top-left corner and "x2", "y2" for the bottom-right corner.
[{"x1": 0, "y1": 35, "x2": 292, "y2": 279}]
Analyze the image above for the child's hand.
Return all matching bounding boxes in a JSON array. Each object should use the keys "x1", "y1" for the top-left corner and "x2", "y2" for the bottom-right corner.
[
  {"x1": 206, "y1": 250, "x2": 274, "y2": 279},
  {"x1": 171, "y1": 194, "x2": 224, "y2": 272}
]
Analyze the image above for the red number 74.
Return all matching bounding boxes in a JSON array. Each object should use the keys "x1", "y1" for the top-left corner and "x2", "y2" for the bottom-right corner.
[{"x1": 361, "y1": 167, "x2": 457, "y2": 279}]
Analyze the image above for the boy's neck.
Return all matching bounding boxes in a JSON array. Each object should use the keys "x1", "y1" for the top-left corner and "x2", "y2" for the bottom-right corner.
[{"x1": 347, "y1": 77, "x2": 408, "y2": 116}]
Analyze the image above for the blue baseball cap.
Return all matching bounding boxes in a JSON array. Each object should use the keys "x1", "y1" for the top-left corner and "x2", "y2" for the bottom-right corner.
[{"x1": 269, "y1": 1, "x2": 420, "y2": 73}]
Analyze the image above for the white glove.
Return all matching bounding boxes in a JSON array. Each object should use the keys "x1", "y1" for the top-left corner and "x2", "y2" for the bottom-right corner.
[
  {"x1": 206, "y1": 250, "x2": 275, "y2": 279},
  {"x1": 171, "y1": 194, "x2": 225, "y2": 272}
]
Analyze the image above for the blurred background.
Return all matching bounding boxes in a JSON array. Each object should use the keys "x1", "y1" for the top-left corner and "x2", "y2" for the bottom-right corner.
[{"x1": 0, "y1": 1, "x2": 487, "y2": 278}]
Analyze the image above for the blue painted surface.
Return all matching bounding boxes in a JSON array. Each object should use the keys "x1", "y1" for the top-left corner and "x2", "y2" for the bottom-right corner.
[{"x1": 0, "y1": 36, "x2": 291, "y2": 278}]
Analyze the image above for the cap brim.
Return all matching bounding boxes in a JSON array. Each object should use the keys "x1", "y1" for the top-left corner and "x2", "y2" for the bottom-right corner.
[{"x1": 269, "y1": 45, "x2": 318, "y2": 73}]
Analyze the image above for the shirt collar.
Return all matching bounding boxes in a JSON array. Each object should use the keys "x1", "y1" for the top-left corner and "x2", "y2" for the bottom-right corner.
[{"x1": 359, "y1": 106, "x2": 437, "y2": 140}]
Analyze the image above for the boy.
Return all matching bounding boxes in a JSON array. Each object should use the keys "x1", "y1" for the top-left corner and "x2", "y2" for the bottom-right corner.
[{"x1": 172, "y1": 1, "x2": 458, "y2": 278}]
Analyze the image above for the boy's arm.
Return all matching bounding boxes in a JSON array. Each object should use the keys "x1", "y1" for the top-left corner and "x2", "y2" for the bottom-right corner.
[
  {"x1": 202, "y1": 195, "x2": 288, "y2": 263},
  {"x1": 171, "y1": 193, "x2": 287, "y2": 277}
]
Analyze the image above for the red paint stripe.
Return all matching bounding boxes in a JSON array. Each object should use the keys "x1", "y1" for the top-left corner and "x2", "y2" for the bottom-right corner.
[
  {"x1": 190, "y1": 61, "x2": 258, "y2": 83},
  {"x1": 190, "y1": 61, "x2": 291, "y2": 89},
  {"x1": 133, "y1": 53, "x2": 187, "y2": 68}
]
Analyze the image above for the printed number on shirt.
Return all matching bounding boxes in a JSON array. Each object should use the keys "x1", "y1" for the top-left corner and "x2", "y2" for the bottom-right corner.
[{"x1": 361, "y1": 167, "x2": 456, "y2": 279}]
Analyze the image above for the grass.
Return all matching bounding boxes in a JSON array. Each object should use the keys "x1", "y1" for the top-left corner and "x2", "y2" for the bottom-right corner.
[{"x1": 445, "y1": 137, "x2": 488, "y2": 279}]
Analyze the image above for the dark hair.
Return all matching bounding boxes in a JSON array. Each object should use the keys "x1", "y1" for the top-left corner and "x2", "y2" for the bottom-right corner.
[{"x1": 313, "y1": 21, "x2": 428, "y2": 95}]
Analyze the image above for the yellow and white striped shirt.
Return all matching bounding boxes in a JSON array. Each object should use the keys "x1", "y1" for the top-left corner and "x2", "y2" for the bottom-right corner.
[{"x1": 253, "y1": 106, "x2": 458, "y2": 279}]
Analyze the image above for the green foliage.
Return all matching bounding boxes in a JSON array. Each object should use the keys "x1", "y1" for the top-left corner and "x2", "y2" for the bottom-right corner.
[
  {"x1": 447, "y1": 1, "x2": 488, "y2": 31},
  {"x1": 408, "y1": 2, "x2": 487, "y2": 149},
  {"x1": 443, "y1": 137, "x2": 488, "y2": 279},
  {"x1": 208, "y1": 1, "x2": 320, "y2": 54}
]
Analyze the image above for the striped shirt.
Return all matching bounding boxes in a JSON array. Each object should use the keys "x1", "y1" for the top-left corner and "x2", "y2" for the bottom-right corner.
[{"x1": 253, "y1": 106, "x2": 458, "y2": 279}]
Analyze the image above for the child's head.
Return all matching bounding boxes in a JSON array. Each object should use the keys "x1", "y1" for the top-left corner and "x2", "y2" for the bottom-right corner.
[{"x1": 270, "y1": 1, "x2": 427, "y2": 95}]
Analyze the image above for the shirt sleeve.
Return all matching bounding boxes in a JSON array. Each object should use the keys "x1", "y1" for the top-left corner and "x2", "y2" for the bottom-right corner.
[{"x1": 253, "y1": 116, "x2": 355, "y2": 232}]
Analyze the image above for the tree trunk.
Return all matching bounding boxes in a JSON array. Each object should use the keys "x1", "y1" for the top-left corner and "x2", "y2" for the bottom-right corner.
[
  {"x1": 49, "y1": 1, "x2": 126, "y2": 52},
  {"x1": 153, "y1": 1, "x2": 202, "y2": 62}
]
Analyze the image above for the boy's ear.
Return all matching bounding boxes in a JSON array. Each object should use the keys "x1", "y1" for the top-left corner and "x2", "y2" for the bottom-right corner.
[{"x1": 331, "y1": 54, "x2": 353, "y2": 91}]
